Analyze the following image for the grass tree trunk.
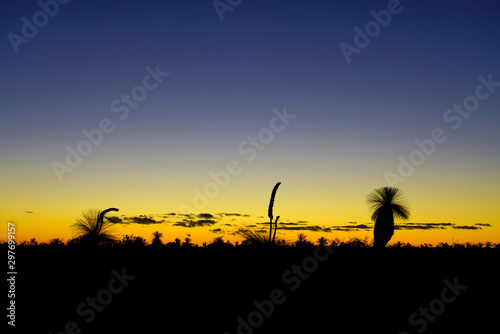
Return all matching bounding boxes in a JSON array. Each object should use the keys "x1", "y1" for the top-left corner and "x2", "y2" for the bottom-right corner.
[{"x1": 373, "y1": 207, "x2": 394, "y2": 248}]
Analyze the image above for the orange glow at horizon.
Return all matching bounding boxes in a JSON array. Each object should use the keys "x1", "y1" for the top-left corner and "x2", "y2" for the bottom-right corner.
[
  {"x1": 2, "y1": 210, "x2": 498, "y2": 246},
  {"x1": 1, "y1": 158, "x2": 498, "y2": 245}
]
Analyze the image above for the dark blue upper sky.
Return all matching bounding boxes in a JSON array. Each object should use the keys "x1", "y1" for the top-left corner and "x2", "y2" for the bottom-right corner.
[{"x1": 2, "y1": 1, "x2": 499, "y2": 145}]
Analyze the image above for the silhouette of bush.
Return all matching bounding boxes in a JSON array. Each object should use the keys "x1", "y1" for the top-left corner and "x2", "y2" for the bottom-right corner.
[
  {"x1": 342, "y1": 236, "x2": 371, "y2": 248},
  {"x1": 388, "y1": 241, "x2": 413, "y2": 248},
  {"x1": 294, "y1": 233, "x2": 314, "y2": 248},
  {"x1": 207, "y1": 236, "x2": 234, "y2": 248},
  {"x1": 120, "y1": 234, "x2": 147, "y2": 247},
  {"x1": 182, "y1": 237, "x2": 194, "y2": 248},
  {"x1": 165, "y1": 238, "x2": 182, "y2": 248},
  {"x1": 48, "y1": 238, "x2": 64, "y2": 247}
]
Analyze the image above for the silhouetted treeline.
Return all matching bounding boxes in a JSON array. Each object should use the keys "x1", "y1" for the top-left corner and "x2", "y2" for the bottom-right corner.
[
  {"x1": 5, "y1": 242, "x2": 499, "y2": 333},
  {"x1": 6, "y1": 235, "x2": 499, "y2": 249}
]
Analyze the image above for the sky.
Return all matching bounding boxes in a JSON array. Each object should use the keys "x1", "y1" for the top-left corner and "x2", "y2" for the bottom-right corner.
[{"x1": 1, "y1": 0, "x2": 499, "y2": 245}]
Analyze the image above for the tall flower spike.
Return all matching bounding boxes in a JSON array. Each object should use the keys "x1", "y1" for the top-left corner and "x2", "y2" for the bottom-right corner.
[{"x1": 268, "y1": 182, "x2": 281, "y2": 243}]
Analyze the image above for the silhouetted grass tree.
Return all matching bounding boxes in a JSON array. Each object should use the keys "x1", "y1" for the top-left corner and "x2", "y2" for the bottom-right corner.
[
  {"x1": 71, "y1": 208, "x2": 119, "y2": 246},
  {"x1": 367, "y1": 187, "x2": 410, "y2": 248},
  {"x1": 237, "y1": 225, "x2": 269, "y2": 246},
  {"x1": 151, "y1": 231, "x2": 164, "y2": 247},
  {"x1": 295, "y1": 233, "x2": 312, "y2": 248},
  {"x1": 317, "y1": 237, "x2": 328, "y2": 246}
]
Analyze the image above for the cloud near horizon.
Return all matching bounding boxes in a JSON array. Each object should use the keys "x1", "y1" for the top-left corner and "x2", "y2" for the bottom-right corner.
[
  {"x1": 216, "y1": 213, "x2": 251, "y2": 217},
  {"x1": 255, "y1": 220, "x2": 490, "y2": 232},
  {"x1": 172, "y1": 213, "x2": 220, "y2": 228},
  {"x1": 173, "y1": 219, "x2": 218, "y2": 228},
  {"x1": 106, "y1": 213, "x2": 491, "y2": 232},
  {"x1": 256, "y1": 221, "x2": 372, "y2": 233},
  {"x1": 331, "y1": 224, "x2": 372, "y2": 232},
  {"x1": 108, "y1": 212, "x2": 221, "y2": 227},
  {"x1": 395, "y1": 222, "x2": 491, "y2": 230},
  {"x1": 209, "y1": 228, "x2": 224, "y2": 234},
  {"x1": 108, "y1": 215, "x2": 164, "y2": 225}
]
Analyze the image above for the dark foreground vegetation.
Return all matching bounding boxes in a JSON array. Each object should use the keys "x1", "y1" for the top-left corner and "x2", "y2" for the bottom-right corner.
[{"x1": 6, "y1": 240, "x2": 499, "y2": 333}]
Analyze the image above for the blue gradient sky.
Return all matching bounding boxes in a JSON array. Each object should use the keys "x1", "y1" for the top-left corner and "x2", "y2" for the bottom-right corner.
[{"x1": 1, "y1": 0, "x2": 499, "y2": 244}]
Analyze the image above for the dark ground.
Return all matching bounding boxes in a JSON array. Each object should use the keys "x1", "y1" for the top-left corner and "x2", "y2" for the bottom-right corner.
[{"x1": 6, "y1": 245, "x2": 500, "y2": 333}]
